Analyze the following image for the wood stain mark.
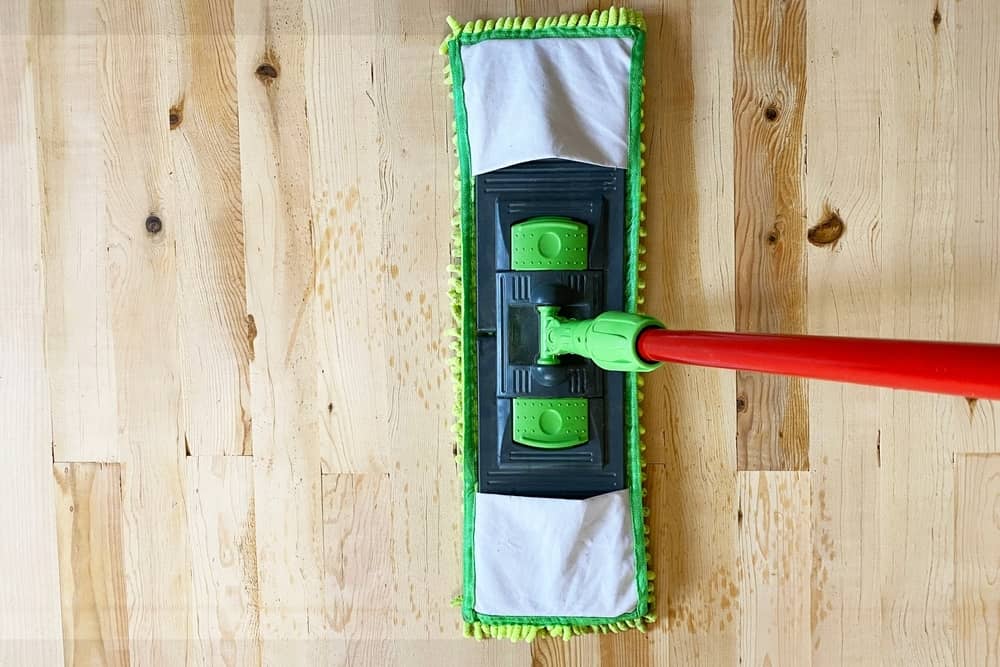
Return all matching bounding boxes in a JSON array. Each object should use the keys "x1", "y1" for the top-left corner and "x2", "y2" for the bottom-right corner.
[
  {"x1": 344, "y1": 186, "x2": 360, "y2": 212},
  {"x1": 145, "y1": 214, "x2": 163, "y2": 234},
  {"x1": 246, "y1": 314, "x2": 257, "y2": 362},
  {"x1": 241, "y1": 405, "x2": 252, "y2": 455},
  {"x1": 808, "y1": 207, "x2": 846, "y2": 248},
  {"x1": 169, "y1": 98, "x2": 184, "y2": 130},
  {"x1": 734, "y1": 0, "x2": 809, "y2": 471},
  {"x1": 666, "y1": 565, "x2": 739, "y2": 635},
  {"x1": 285, "y1": 283, "x2": 314, "y2": 365},
  {"x1": 932, "y1": 6, "x2": 942, "y2": 32},
  {"x1": 966, "y1": 396, "x2": 978, "y2": 416},
  {"x1": 255, "y1": 61, "x2": 279, "y2": 83}
]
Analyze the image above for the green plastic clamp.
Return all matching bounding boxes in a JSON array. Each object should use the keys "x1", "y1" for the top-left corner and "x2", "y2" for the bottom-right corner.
[
  {"x1": 537, "y1": 307, "x2": 664, "y2": 372},
  {"x1": 510, "y1": 216, "x2": 588, "y2": 271},
  {"x1": 512, "y1": 397, "x2": 589, "y2": 449}
]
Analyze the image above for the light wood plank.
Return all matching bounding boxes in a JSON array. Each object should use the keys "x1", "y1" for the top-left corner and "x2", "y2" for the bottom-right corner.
[
  {"x1": 253, "y1": 457, "x2": 324, "y2": 665},
  {"x1": 306, "y1": 0, "x2": 462, "y2": 474},
  {"x1": 170, "y1": 0, "x2": 252, "y2": 456},
  {"x1": 955, "y1": 453, "x2": 1000, "y2": 664},
  {"x1": 404, "y1": 639, "x2": 529, "y2": 667},
  {"x1": 532, "y1": 635, "x2": 601, "y2": 667},
  {"x1": 184, "y1": 457, "x2": 260, "y2": 665},
  {"x1": 53, "y1": 463, "x2": 129, "y2": 667},
  {"x1": 306, "y1": 0, "x2": 395, "y2": 474},
  {"x1": 954, "y1": 0, "x2": 1000, "y2": 443},
  {"x1": 734, "y1": 0, "x2": 809, "y2": 471},
  {"x1": 878, "y1": 0, "x2": 959, "y2": 664},
  {"x1": 35, "y1": 0, "x2": 119, "y2": 463},
  {"x1": 322, "y1": 471, "x2": 482, "y2": 643},
  {"x1": 323, "y1": 638, "x2": 529, "y2": 666},
  {"x1": 13, "y1": 0, "x2": 1000, "y2": 662},
  {"x1": 804, "y1": 0, "x2": 882, "y2": 662},
  {"x1": 97, "y1": 1, "x2": 194, "y2": 662},
  {"x1": 738, "y1": 471, "x2": 811, "y2": 666},
  {"x1": 634, "y1": 0, "x2": 740, "y2": 663},
  {"x1": 322, "y1": 474, "x2": 393, "y2": 642},
  {"x1": 235, "y1": 0, "x2": 326, "y2": 663},
  {"x1": 0, "y1": 1, "x2": 66, "y2": 662},
  {"x1": 598, "y1": 631, "x2": 660, "y2": 667}
]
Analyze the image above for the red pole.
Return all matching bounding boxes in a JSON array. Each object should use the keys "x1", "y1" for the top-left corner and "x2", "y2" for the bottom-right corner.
[{"x1": 635, "y1": 329, "x2": 1000, "y2": 400}]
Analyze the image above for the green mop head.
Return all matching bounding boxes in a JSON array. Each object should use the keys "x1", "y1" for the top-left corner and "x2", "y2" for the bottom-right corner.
[{"x1": 441, "y1": 7, "x2": 654, "y2": 641}]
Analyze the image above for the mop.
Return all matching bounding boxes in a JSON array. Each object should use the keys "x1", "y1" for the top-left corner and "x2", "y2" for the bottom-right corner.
[{"x1": 441, "y1": 6, "x2": 1000, "y2": 641}]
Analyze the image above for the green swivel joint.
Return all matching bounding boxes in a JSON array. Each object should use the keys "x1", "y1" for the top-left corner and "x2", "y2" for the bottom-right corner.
[{"x1": 537, "y1": 307, "x2": 664, "y2": 372}]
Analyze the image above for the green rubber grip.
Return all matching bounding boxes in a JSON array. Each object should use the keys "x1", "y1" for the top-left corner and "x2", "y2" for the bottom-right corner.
[
  {"x1": 538, "y1": 308, "x2": 663, "y2": 372},
  {"x1": 510, "y1": 216, "x2": 588, "y2": 271},
  {"x1": 512, "y1": 397, "x2": 589, "y2": 449}
]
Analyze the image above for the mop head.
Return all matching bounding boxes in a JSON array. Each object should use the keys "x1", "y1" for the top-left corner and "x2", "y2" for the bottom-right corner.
[{"x1": 441, "y1": 8, "x2": 653, "y2": 640}]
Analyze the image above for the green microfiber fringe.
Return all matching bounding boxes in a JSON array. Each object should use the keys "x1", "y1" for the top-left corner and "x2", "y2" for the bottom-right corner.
[
  {"x1": 443, "y1": 6, "x2": 655, "y2": 642},
  {"x1": 439, "y1": 7, "x2": 647, "y2": 54},
  {"x1": 461, "y1": 617, "x2": 651, "y2": 643}
]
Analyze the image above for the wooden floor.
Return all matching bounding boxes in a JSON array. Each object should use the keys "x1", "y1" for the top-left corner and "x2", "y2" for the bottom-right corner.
[{"x1": 2, "y1": 0, "x2": 999, "y2": 664}]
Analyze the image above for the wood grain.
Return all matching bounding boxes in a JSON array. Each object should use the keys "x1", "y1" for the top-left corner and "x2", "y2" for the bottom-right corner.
[
  {"x1": 185, "y1": 457, "x2": 260, "y2": 665},
  {"x1": 878, "y1": 0, "x2": 959, "y2": 663},
  {"x1": 7, "y1": 0, "x2": 1000, "y2": 663},
  {"x1": 734, "y1": 0, "x2": 809, "y2": 471},
  {"x1": 235, "y1": 0, "x2": 326, "y2": 662},
  {"x1": 305, "y1": 0, "x2": 457, "y2": 475},
  {"x1": 306, "y1": 0, "x2": 393, "y2": 474},
  {"x1": 804, "y1": 0, "x2": 882, "y2": 662},
  {"x1": 321, "y1": 469, "x2": 466, "y2": 641},
  {"x1": 324, "y1": 639, "x2": 529, "y2": 667},
  {"x1": 738, "y1": 472, "x2": 811, "y2": 666},
  {"x1": 0, "y1": 1, "x2": 66, "y2": 663},
  {"x1": 253, "y1": 457, "x2": 324, "y2": 665},
  {"x1": 97, "y1": 1, "x2": 194, "y2": 662},
  {"x1": 169, "y1": 0, "x2": 252, "y2": 456},
  {"x1": 53, "y1": 463, "x2": 129, "y2": 667},
  {"x1": 954, "y1": 0, "x2": 1000, "y2": 448},
  {"x1": 34, "y1": 0, "x2": 119, "y2": 463},
  {"x1": 532, "y1": 635, "x2": 601, "y2": 667},
  {"x1": 955, "y1": 454, "x2": 1000, "y2": 665},
  {"x1": 636, "y1": 0, "x2": 740, "y2": 664},
  {"x1": 322, "y1": 474, "x2": 393, "y2": 644}
]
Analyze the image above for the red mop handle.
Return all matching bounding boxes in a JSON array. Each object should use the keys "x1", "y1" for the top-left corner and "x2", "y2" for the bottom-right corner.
[{"x1": 636, "y1": 329, "x2": 1000, "y2": 400}]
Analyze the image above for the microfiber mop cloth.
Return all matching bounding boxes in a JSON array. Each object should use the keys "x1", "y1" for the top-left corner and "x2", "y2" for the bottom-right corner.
[{"x1": 441, "y1": 8, "x2": 654, "y2": 640}]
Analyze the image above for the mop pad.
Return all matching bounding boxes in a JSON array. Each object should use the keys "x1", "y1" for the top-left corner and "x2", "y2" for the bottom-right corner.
[{"x1": 441, "y1": 8, "x2": 654, "y2": 640}]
